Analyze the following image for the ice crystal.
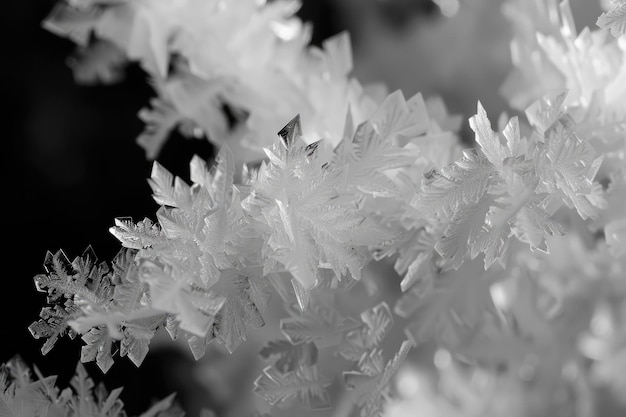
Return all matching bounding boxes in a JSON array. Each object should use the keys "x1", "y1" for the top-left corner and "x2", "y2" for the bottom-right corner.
[
  {"x1": 253, "y1": 364, "x2": 331, "y2": 410},
  {"x1": 338, "y1": 302, "x2": 394, "y2": 361},
  {"x1": 502, "y1": 0, "x2": 626, "y2": 155},
  {"x1": 42, "y1": 0, "x2": 384, "y2": 164},
  {"x1": 340, "y1": 90, "x2": 461, "y2": 295},
  {"x1": 279, "y1": 299, "x2": 360, "y2": 347},
  {"x1": 28, "y1": 299, "x2": 80, "y2": 353},
  {"x1": 598, "y1": 0, "x2": 626, "y2": 37},
  {"x1": 415, "y1": 95, "x2": 604, "y2": 270},
  {"x1": 111, "y1": 146, "x2": 269, "y2": 353},
  {"x1": 333, "y1": 91, "x2": 424, "y2": 198},
  {"x1": 202, "y1": 268, "x2": 271, "y2": 353},
  {"x1": 27, "y1": 0, "x2": 626, "y2": 415},
  {"x1": 246, "y1": 116, "x2": 387, "y2": 301},
  {"x1": 0, "y1": 356, "x2": 182, "y2": 417},
  {"x1": 344, "y1": 340, "x2": 412, "y2": 417},
  {"x1": 30, "y1": 248, "x2": 166, "y2": 372}
]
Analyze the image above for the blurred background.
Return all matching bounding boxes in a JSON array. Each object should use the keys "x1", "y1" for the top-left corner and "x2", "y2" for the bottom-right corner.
[{"x1": 3, "y1": 0, "x2": 603, "y2": 415}]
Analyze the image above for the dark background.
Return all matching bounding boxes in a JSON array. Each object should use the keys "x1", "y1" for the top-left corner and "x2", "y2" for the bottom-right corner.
[{"x1": 3, "y1": 1, "x2": 440, "y2": 415}]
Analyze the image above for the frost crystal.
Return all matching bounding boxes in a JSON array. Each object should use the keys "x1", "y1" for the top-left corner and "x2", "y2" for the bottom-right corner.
[
  {"x1": 415, "y1": 96, "x2": 604, "y2": 270},
  {"x1": 598, "y1": 0, "x2": 626, "y2": 37},
  {"x1": 253, "y1": 364, "x2": 331, "y2": 410},
  {"x1": 30, "y1": 248, "x2": 166, "y2": 372},
  {"x1": 28, "y1": 0, "x2": 626, "y2": 415},
  {"x1": 246, "y1": 116, "x2": 386, "y2": 301},
  {"x1": 0, "y1": 356, "x2": 185, "y2": 417},
  {"x1": 42, "y1": 0, "x2": 384, "y2": 164},
  {"x1": 344, "y1": 340, "x2": 412, "y2": 417}
]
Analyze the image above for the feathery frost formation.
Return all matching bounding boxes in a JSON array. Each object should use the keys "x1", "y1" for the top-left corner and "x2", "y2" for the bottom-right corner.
[
  {"x1": 0, "y1": 356, "x2": 196, "y2": 417},
  {"x1": 31, "y1": 92, "x2": 461, "y2": 414},
  {"x1": 501, "y1": 0, "x2": 626, "y2": 264},
  {"x1": 24, "y1": 0, "x2": 626, "y2": 416},
  {"x1": 44, "y1": 0, "x2": 384, "y2": 164}
]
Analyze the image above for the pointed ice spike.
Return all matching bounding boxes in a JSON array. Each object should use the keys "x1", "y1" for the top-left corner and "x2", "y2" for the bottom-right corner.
[
  {"x1": 43, "y1": 250, "x2": 55, "y2": 274},
  {"x1": 278, "y1": 115, "x2": 302, "y2": 149},
  {"x1": 81, "y1": 245, "x2": 98, "y2": 265},
  {"x1": 50, "y1": 250, "x2": 74, "y2": 277},
  {"x1": 292, "y1": 278, "x2": 311, "y2": 311}
]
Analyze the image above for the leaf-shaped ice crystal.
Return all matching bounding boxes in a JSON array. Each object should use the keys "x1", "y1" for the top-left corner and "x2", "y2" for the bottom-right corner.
[
  {"x1": 415, "y1": 96, "x2": 604, "y2": 270},
  {"x1": 343, "y1": 340, "x2": 412, "y2": 417},
  {"x1": 30, "y1": 248, "x2": 168, "y2": 372},
  {"x1": 202, "y1": 268, "x2": 271, "y2": 353},
  {"x1": 0, "y1": 356, "x2": 180, "y2": 417},
  {"x1": 280, "y1": 301, "x2": 360, "y2": 348},
  {"x1": 138, "y1": 261, "x2": 225, "y2": 337},
  {"x1": 247, "y1": 116, "x2": 384, "y2": 305},
  {"x1": 338, "y1": 302, "x2": 394, "y2": 361},
  {"x1": 253, "y1": 365, "x2": 331, "y2": 409},
  {"x1": 598, "y1": 1, "x2": 626, "y2": 38}
]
